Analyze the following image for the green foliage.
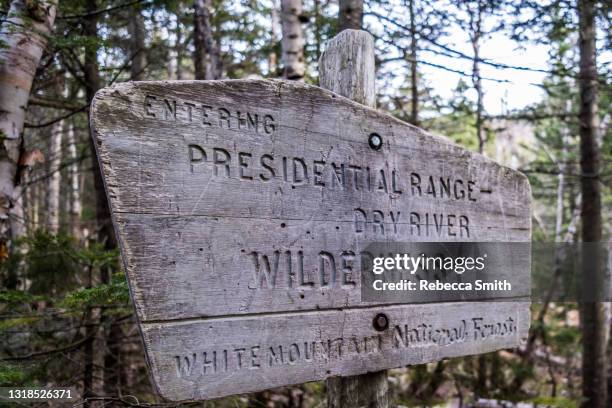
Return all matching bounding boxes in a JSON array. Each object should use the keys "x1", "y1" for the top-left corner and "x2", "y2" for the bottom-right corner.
[
  {"x1": 0, "y1": 315, "x2": 41, "y2": 331},
  {"x1": 2, "y1": 230, "x2": 126, "y2": 312},
  {"x1": 53, "y1": 34, "x2": 108, "y2": 54},
  {"x1": 0, "y1": 231, "x2": 128, "y2": 395},
  {"x1": 60, "y1": 272, "x2": 130, "y2": 312},
  {"x1": 528, "y1": 396, "x2": 580, "y2": 408},
  {"x1": 0, "y1": 363, "x2": 27, "y2": 386},
  {"x1": 549, "y1": 324, "x2": 580, "y2": 354},
  {"x1": 0, "y1": 290, "x2": 44, "y2": 307},
  {"x1": 72, "y1": 240, "x2": 119, "y2": 271},
  {"x1": 425, "y1": 80, "x2": 480, "y2": 151},
  {"x1": 17, "y1": 232, "x2": 82, "y2": 296}
]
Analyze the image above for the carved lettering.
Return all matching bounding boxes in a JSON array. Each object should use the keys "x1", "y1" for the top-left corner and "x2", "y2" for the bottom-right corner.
[
  {"x1": 259, "y1": 154, "x2": 275, "y2": 181},
  {"x1": 163, "y1": 99, "x2": 176, "y2": 120},
  {"x1": 263, "y1": 114, "x2": 275, "y2": 134},
  {"x1": 183, "y1": 144, "x2": 481, "y2": 208},
  {"x1": 188, "y1": 144, "x2": 207, "y2": 173},
  {"x1": 238, "y1": 152, "x2": 253, "y2": 180},
  {"x1": 184, "y1": 102, "x2": 195, "y2": 122},
  {"x1": 213, "y1": 148, "x2": 230, "y2": 177},
  {"x1": 144, "y1": 95, "x2": 156, "y2": 117},
  {"x1": 173, "y1": 315, "x2": 519, "y2": 379},
  {"x1": 247, "y1": 249, "x2": 363, "y2": 289}
]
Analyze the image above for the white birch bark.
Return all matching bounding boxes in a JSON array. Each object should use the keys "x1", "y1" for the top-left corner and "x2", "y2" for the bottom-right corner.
[
  {"x1": 30, "y1": 177, "x2": 39, "y2": 233},
  {"x1": 0, "y1": 0, "x2": 57, "y2": 242},
  {"x1": 66, "y1": 122, "x2": 81, "y2": 238},
  {"x1": 46, "y1": 113, "x2": 62, "y2": 233},
  {"x1": 280, "y1": 0, "x2": 305, "y2": 80}
]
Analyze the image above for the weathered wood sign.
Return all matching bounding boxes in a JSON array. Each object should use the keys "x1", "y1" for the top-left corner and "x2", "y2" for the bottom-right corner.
[{"x1": 90, "y1": 79, "x2": 531, "y2": 401}]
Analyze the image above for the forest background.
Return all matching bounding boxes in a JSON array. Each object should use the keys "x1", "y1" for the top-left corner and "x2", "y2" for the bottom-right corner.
[{"x1": 0, "y1": 0, "x2": 610, "y2": 407}]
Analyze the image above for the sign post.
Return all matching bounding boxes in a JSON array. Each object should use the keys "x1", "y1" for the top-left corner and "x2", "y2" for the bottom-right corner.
[
  {"x1": 319, "y1": 30, "x2": 388, "y2": 408},
  {"x1": 90, "y1": 30, "x2": 531, "y2": 404}
]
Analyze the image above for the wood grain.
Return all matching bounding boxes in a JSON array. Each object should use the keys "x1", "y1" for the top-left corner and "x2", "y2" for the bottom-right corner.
[
  {"x1": 142, "y1": 302, "x2": 530, "y2": 401},
  {"x1": 90, "y1": 78, "x2": 532, "y2": 401}
]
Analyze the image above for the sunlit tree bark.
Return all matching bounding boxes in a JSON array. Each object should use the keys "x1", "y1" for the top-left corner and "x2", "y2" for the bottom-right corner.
[
  {"x1": 0, "y1": 0, "x2": 57, "y2": 261},
  {"x1": 281, "y1": 0, "x2": 305, "y2": 80}
]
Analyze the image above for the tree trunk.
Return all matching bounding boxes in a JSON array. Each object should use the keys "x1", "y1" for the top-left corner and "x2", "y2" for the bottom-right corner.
[
  {"x1": 128, "y1": 4, "x2": 147, "y2": 80},
  {"x1": 83, "y1": 4, "x2": 101, "y2": 404},
  {"x1": 518, "y1": 123, "x2": 570, "y2": 370},
  {"x1": 0, "y1": 0, "x2": 56, "y2": 255},
  {"x1": 46, "y1": 108, "x2": 62, "y2": 234},
  {"x1": 320, "y1": 30, "x2": 386, "y2": 408},
  {"x1": 555, "y1": 120, "x2": 569, "y2": 241},
  {"x1": 269, "y1": 0, "x2": 280, "y2": 76},
  {"x1": 609, "y1": 263, "x2": 612, "y2": 408},
  {"x1": 83, "y1": 0, "x2": 118, "y2": 401},
  {"x1": 26, "y1": 173, "x2": 39, "y2": 235},
  {"x1": 66, "y1": 122, "x2": 82, "y2": 239},
  {"x1": 280, "y1": 0, "x2": 305, "y2": 80},
  {"x1": 409, "y1": 0, "x2": 418, "y2": 126},
  {"x1": 175, "y1": 12, "x2": 185, "y2": 80},
  {"x1": 469, "y1": 1, "x2": 485, "y2": 154},
  {"x1": 83, "y1": 270, "x2": 95, "y2": 406},
  {"x1": 193, "y1": 0, "x2": 221, "y2": 80},
  {"x1": 103, "y1": 318, "x2": 123, "y2": 397},
  {"x1": 84, "y1": 0, "x2": 115, "y2": 250},
  {"x1": 466, "y1": 4, "x2": 487, "y2": 390},
  {"x1": 313, "y1": 0, "x2": 322, "y2": 63},
  {"x1": 338, "y1": 0, "x2": 363, "y2": 32},
  {"x1": 577, "y1": 1, "x2": 606, "y2": 407}
]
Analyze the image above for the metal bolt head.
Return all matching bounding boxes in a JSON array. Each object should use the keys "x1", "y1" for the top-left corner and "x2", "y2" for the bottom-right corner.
[
  {"x1": 368, "y1": 133, "x2": 383, "y2": 150},
  {"x1": 373, "y1": 313, "x2": 389, "y2": 331}
]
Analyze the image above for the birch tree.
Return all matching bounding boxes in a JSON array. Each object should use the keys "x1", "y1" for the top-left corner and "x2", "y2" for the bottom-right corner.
[
  {"x1": 46, "y1": 104, "x2": 63, "y2": 234},
  {"x1": 280, "y1": 0, "x2": 305, "y2": 80},
  {"x1": 66, "y1": 122, "x2": 81, "y2": 239},
  {"x1": 0, "y1": 0, "x2": 57, "y2": 251}
]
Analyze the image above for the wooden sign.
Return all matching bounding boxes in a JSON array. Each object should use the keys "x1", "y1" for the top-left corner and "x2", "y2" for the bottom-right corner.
[{"x1": 90, "y1": 79, "x2": 531, "y2": 401}]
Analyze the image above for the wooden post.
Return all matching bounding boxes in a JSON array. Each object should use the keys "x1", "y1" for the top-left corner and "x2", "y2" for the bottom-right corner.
[
  {"x1": 319, "y1": 29, "x2": 388, "y2": 408},
  {"x1": 319, "y1": 30, "x2": 375, "y2": 108}
]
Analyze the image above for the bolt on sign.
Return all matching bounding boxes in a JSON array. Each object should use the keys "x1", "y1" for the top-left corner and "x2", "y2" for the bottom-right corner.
[{"x1": 90, "y1": 79, "x2": 531, "y2": 401}]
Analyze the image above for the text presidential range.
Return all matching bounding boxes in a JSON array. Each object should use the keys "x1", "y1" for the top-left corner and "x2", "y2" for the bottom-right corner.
[{"x1": 144, "y1": 94, "x2": 500, "y2": 239}]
